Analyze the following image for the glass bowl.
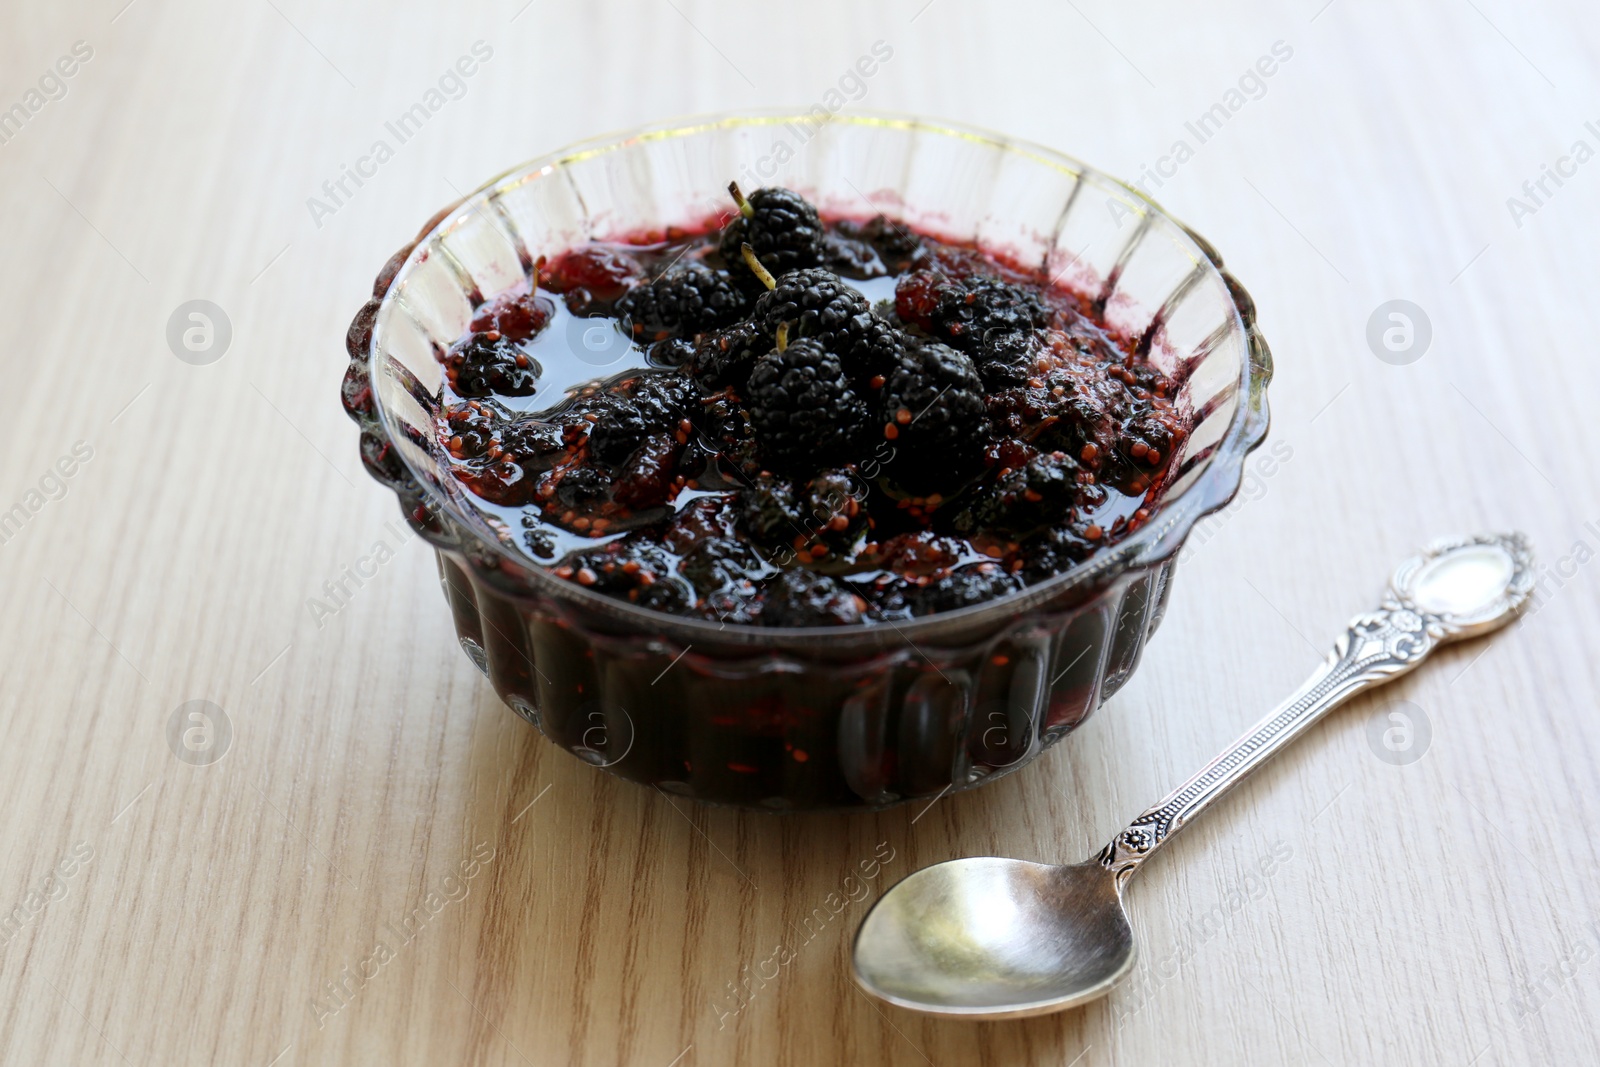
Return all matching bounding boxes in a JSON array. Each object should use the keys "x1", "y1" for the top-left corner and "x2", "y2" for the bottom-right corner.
[{"x1": 340, "y1": 111, "x2": 1273, "y2": 811}]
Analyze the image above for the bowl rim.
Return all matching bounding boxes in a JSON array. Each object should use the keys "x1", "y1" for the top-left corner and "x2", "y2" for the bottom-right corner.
[{"x1": 359, "y1": 108, "x2": 1273, "y2": 645}]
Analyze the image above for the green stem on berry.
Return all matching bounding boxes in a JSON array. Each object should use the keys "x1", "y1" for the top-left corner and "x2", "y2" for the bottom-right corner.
[
  {"x1": 741, "y1": 242, "x2": 777, "y2": 290},
  {"x1": 775, "y1": 322, "x2": 790, "y2": 352},
  {"x1": 727, "y1": 181, "x2": 755, "y2": 219}
]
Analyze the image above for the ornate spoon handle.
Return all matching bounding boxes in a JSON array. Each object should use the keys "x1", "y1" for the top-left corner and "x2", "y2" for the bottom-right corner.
[{"x1": 1095, "y1": 532, "x2": 1534, "y2": 890}]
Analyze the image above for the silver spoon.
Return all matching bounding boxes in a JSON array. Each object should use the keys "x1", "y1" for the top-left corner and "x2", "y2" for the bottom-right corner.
[{"x1": 853, "y1": 532, "x2": 1535, "y2": 1020}]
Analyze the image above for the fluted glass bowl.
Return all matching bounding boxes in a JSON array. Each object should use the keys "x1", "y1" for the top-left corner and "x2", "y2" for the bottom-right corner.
[{"x1": 340, "y1": 111, "x2": 1272, "y2": 811}]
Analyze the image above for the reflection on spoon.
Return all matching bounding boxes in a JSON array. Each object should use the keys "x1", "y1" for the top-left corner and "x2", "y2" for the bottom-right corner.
[
  {"x1": 853, "y1": 532, "x2": 1534, "y2": 1019},
  {"x1": 1409, "y1": 543, "x2": 1515, "y2": 615}
]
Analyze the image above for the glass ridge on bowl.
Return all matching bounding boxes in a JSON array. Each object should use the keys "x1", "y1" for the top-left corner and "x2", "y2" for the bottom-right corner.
[{"x1": 340, "y1": 111, "x2": 1273, "y2": 812}]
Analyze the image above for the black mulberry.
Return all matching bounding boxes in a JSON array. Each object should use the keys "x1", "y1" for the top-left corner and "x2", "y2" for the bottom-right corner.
[
  {"x1": 569, "y1": 372, "x2": 694, "y2": 468},
  {"x1": 753, "y1": 269, "x2": 871, "y2": 347},
  {"x1": 720, "y1": 185, "x2": 825, "y2": 287},
  {"x1": 691, "y1": 320, "x2": 768, "y2": 390},
  {"x1": 931, "y1": 275, "x2": 1051, "y2": 349},
  {"x1": 611, "y1": 433, "x2": 682, "y2": 510},
  {"x1": 822, "y1": 230, "x2": 888, "y2": 280},
  {"x1": 628, "y1": 370, "x2": 699, "y2": 428},
  {"x1": 896, "y1": 271, "x2": 1051, "y2": 351},
  {"x1": 836, "y1": 313, "x2": 909, "y2": 390},
  {"x1": 759, "y1": 569, "x2": 865, "y2": 627},
  {"x1": 951, "y1": 452, "x2": 1079, "y2": 538},
  {"x1": 445, "y1": 332, "x2": 540, "y2": 398},
  {"x1": 752, "y1": 268, "x2": 904, "y2": 386},
  {"x1": 554, "y1": 538, "x2": 693, "y2": 613},
  {"x1": 879, "y1": 341, "x2": 989, "y2": 480},
  {"x1": 663, "y1": 496, "x2": 743, "y2": 555},
  {"x1": 739, "y1": 473, "x2": 805, "y2": 547},
  {"x1": 646, "y1": 337, "x2": 696, "y2": 368},
  {"x1": 684, "y1": 392, "x2": 758, "y2": 484},
  {"x1": 973, "y1": 329, "x2": 1045, "y2": 390},
  {"x1": 679, "y1": 536, "x2": 768, "y2": 620},
  {"x1": 616, "y1": 263, "x2": 746, "y2": 340},
  {"x1": 499, "y1": 418, "x2": 567, "y2": 474},
  {"x1": 907, "y1": 563, "x2": 1023, "y2": 616},
  {"x1": 802, "y1": 469, "x2": 869, "y2": 553},
  {"x1": 442, "y1": 402, "x2": 500, "y2": 459},
  {"x1": 551, "y1": 465, "x2": 612, "y2": 510},
  {"x1": 1018, "y1": 522, "x2": 1098, "y2": 582},
  {"x1": 585, "y1": 400, "x2": 650, "y2": 467},
  {"x1": 841, "y1": 215, "x2": 925, "y2": 273},
  {"x1": 745, "y1": 339, "x2": 870, "y2": 469}
]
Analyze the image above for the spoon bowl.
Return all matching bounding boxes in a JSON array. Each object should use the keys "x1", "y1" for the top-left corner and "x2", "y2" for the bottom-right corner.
[
  {"x1": 853, "y1": 533, "x2": 1535, "y2": 1019},
  {"x1": 853, "y1": 859, "x2": 1133, "y2": 1019}
]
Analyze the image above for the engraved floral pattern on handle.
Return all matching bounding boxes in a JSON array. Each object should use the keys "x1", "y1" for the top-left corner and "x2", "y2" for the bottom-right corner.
[{"x1": 1094, "y1": 532, "x2": 1533, "y2": 890}]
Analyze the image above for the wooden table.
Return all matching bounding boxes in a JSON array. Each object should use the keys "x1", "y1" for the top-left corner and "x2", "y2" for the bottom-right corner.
[{"x1": 3, "y1": 1, "x2": 1597, "y2": 1063}]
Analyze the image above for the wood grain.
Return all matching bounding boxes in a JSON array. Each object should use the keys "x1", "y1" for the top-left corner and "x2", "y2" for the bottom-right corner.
[{"x1": 2, "y1": 1, "x2": 1598, "y2": 1063}]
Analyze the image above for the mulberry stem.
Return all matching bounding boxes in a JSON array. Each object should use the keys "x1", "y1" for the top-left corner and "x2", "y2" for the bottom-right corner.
[
  {"x1": 740, "y1": 242, "x2": 777, "y2": 290},
  {"x1": 727, "y1": 181, "x2": 755, "y2": 219}
]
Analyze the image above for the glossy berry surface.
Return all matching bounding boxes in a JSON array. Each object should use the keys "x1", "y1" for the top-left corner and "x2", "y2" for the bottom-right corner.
[
  {"x1": 759, "y1": 569, "x2": 866, "y2": 627},
  {"x1": 433, "y1": 188, "x2": 1191, "y2": 625},
  {"x1": 745, "y1": 339, "x2": 870, "y2": 470},
  {"x1": 878, "y1": 341, "x2": 989, "y2": 480},
  {"x1": 445, "y1": 332, "x2": 540, "y2": 398},
  {"x1": 896, "y1": 270, "x2": 1052, "y2": 350},
  {"x1": 616, "y1": 263, "x2": 746, "y2": 340},
  {"x1": 753, "y1": 269, "x2": 872, "y2": 348},
  {"x1": 690, "y1": 320, "x2": 767, "y2": 390},
  {"x1": 719, "y1": 186, "x2": 825, "y2": 285}
]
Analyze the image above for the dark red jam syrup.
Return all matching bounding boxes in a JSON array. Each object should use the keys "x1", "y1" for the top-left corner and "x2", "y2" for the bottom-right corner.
[{"x1": 435, "y1": 186, "x2": 1190, "y2": 626}]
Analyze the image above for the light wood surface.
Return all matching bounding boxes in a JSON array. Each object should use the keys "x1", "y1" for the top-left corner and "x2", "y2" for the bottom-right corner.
[{"x1": 3, "y1": 1, "x2": 1598, "y2": 1064}]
